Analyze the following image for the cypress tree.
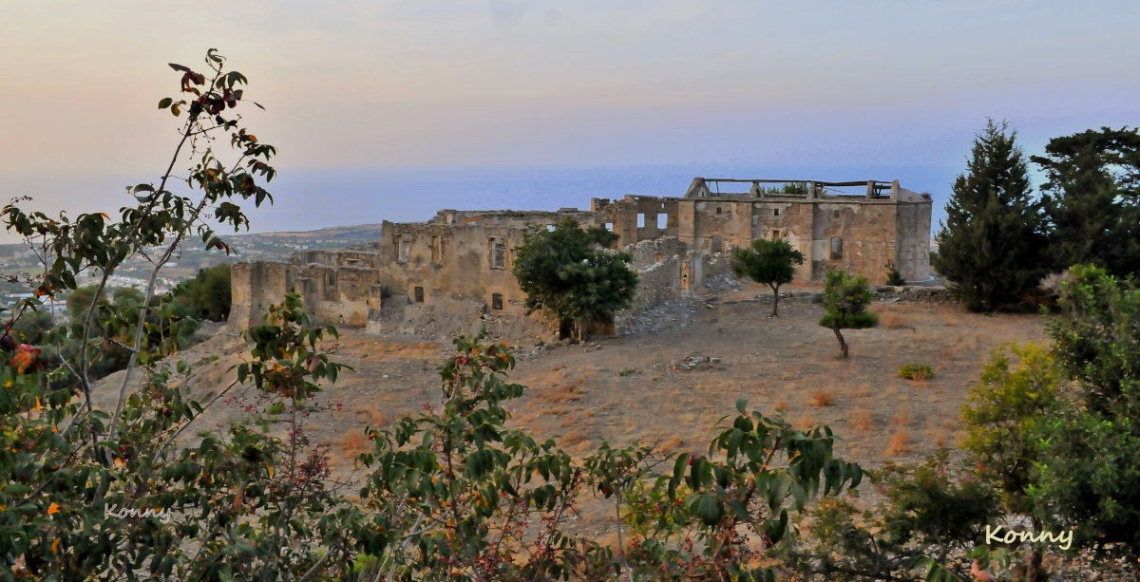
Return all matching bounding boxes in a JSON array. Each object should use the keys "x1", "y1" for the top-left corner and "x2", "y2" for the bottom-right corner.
[
  {"x1": 1031, "y1": 126, "x2": 1140, "y2": 277},
  {"x1": 933, "y1": 120, "x2": 1049, "y2": 312}
]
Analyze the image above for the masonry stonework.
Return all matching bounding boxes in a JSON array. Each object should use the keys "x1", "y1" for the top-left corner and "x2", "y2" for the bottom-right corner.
[{"x1": 229, "y1": 178, "x2": 932, "y2": 338}]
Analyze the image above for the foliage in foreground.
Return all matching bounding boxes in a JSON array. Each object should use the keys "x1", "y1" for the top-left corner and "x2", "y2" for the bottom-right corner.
[
  {"x1": 3, "y1": 307, "x2": 869, "y2": 580},
  {"x1": 353, "y1": 334, "x2": 864, "y2": 581},
  {"x1": 787, "y1": 451, "x2": 998, "y2": 581},
  {"x1": 1030, "y1": 265, "x2": 1140, "y2": 560}
]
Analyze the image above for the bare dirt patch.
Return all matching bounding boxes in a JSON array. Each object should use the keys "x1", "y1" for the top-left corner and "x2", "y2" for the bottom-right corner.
[{"x1": 102, "y1": 284, "x2": 1048, "y2": 535}]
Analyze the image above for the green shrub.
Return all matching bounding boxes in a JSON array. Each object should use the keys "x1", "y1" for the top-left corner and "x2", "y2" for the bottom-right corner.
[
  {"x1": 898, "y1": 363, "x2": 934, "y2": 381},
  {"x1": 819, "y1": 311, "x2": 879, "y2": 329},
  {"x1": 885, "y1": 260, "x2": 907, "y2": 286}
]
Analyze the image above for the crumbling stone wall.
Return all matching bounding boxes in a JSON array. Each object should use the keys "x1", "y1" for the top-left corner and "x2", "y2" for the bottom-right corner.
[
  {"x1": 594, "y1": 180, "x2": 931, "y2": 285},
  {"x1": 230, "y1": 177, "x2": 932, "y2": 336}
]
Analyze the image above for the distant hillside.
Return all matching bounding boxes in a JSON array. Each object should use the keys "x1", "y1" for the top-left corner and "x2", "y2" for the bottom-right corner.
[
  {"x1": 238, "y1": 223, "x2": 384, "y2": 243},
  {"x1": 0, "y1": 223, "x2": 385, "y2": 290}
]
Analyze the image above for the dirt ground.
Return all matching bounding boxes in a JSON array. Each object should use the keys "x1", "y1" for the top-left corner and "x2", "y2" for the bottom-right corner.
[{"x1": 98, "y1": 282, "x2": 1048, "y2": 538}]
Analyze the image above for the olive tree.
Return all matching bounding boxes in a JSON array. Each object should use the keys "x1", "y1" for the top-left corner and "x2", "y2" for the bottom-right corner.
[
  {"x1": 512, "y1": 219, "x2": 638, "y2": 342},
  {"x1": 732, "y1": 238, "x2": 804, "y2": 317}
]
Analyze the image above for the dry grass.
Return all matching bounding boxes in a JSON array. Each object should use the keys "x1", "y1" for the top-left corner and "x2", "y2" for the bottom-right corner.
[
  {"x1": 340, "y1": 430, "x2": 370, "y2": 460},
  {"x1": 879, "y1": 312, "x2": 913, "y2": 330},
  {"x1": 658, "y1": 435, "x2": 684, "y2": 453},
  {"x1": 537, "y1": 381, "x2": 583, "y2": 404},
  {"x1": 794, "y1": 415, "x2": 820, "y2": 431},
  {"x1": 808, "y1": 390, "x2": 834, "y2": 407},
  {"x1": 929, "y1": 428, "x2": 950, "y2": 449},
  {"x1": 354, "y1": 403, "x2": 388, "y2": 428},
  {"x1": 886, "y1": 429, "x2": 911, "y2": 457},
  {"x1": 339, "y1": 337, "x2": 442, "y2": 361},
  {"x1": 561, "y1": 430, "x2": 587, "y2": 448},
  {"x1": 852, "y1": 407, "x2": 875, "y2": 435},
  {"x1": 890, "y1": 408, "x2": 911, "y2": 429}
]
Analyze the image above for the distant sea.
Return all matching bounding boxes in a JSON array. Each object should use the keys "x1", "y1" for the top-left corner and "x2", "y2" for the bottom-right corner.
[{"x1": 0, "y1": 163, "x2": 960, "y2": 244}]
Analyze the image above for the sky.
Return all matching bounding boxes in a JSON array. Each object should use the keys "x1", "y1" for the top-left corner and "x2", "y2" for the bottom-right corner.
[{"x1": 2, "y1": 1, "x2": 1139, "y2": 242}]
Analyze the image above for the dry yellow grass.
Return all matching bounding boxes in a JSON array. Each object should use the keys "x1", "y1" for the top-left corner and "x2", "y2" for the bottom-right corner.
[
  {"x1": 537, "y1": 381, "x2": 583, "y2": 405},
  {"x1": 929, "y1": 428, "x2": 950, "y2": 449},
  {"x1": 561, "y1": 430, "x2": 587, "y2": 448},
  {"x1": 808, "y1": 390, "x2": 834, "y2": 407},
  {"x1": 886, "y1": 429, "x2": 911, "y2": 456},
  {"x1": 879, "y1": 312, "x2": 912, "y2": 330},
  {"x1": 794, "y1": 415, "x2": 820, "y2": 431},
  {"x1": 852, "y1": 407, "x2": 875, "y2": 435},
  {"x1": 890, "y1": 408, "x2": 911, "y2": 429},
  {"x1": 340, "y1": 430, "x2": 370, "y2": 460},
  {"x1": 354, "y1": 403, "x2": 387, "y2": 428},
  {"x1": 658, "y1": 435, "x2": 684, "y2": 453}
]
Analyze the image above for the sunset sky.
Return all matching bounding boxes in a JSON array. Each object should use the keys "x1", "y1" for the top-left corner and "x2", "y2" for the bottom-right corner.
[{"x1": 2, "y1": 1, "x2": 1138, "y2": 241}]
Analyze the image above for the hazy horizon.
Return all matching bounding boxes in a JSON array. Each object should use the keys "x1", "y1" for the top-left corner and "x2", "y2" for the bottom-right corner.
[{"x1": 4, "y1": 1, "x2": 1138, "y2": 243}]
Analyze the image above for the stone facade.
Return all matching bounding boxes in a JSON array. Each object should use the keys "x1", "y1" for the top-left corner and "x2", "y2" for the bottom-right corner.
[
  {"x1": 592, "y1": 178, "x2": 932, "y2": 284},
  {"x1": 229, "y1": 178, "x2": 932, "y2": 337}
]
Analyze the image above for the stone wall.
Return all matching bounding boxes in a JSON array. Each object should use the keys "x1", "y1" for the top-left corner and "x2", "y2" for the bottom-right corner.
[{"x1": 230, "y1": 177, "x2": 933, "y2": 338}]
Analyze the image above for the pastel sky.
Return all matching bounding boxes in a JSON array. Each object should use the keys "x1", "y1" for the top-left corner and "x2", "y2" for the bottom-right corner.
[{"x1": 2, "y1": 1, "x2": 1138, "y2": 241}]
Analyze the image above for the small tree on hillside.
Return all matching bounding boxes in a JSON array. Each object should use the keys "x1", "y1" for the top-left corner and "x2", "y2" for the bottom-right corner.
[
  {"x1": 934, "y1": 119, "x2": 1049, "y2": 312},
  {"x1": 512, "y1": 219, "x2": 638, "y2": 342},
  {"x1": 819, "y1": 270, "x2": 877, "y2": 359},
  {"x1": 732, "y1": 238, "x2": 804, "y2": 317}
]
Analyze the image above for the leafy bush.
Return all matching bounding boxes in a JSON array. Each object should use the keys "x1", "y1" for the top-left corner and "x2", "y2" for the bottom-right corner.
[
  {"x1": 512, "y1": 219, "x2": 638, "y2": 342},
  {"x1": 169, "y1": 264, "x2": 232, "y2": 321},
  {"x1": 788, "y1": 451, "x2": 999, "y2": 581},
  {"x1": 898, "y1": 363, "x2": 934, "y2": 381}
]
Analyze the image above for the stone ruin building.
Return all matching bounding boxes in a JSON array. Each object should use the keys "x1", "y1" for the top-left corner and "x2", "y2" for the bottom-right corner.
[{"x1": 229, "y1": 178, "x2": 932, "y2": 337}]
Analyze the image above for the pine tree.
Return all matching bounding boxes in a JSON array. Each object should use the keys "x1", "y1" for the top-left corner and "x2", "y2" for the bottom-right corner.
[
  {"x1": 1031, "y1": 126, "x2": 1140, "y2": 277},
  {"x1": 933, "y1": 120, "x2": 1049, "y2": 312}
]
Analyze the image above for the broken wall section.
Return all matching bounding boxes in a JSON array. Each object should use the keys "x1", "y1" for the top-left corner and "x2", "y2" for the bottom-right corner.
[{"x1": 614, "y1": 237, "x2": 734, "y2": 334}]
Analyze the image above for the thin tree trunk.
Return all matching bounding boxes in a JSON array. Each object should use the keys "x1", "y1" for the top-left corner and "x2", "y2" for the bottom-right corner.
[
  {"x1": 1028, "y1": 516, "x2": 1046, "y2": 582},
  {"x1": 1028, "y1": 547, "x2": 1044, "y2": 582},
  {"x1": 770, "y1": 284, "x2": 780, "y2": 318},
  {"x1": 832, "y1": 321, "x2": 848, "y2": 358}
]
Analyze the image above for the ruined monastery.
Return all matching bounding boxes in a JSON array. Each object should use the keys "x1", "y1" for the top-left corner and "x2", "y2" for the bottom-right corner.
[{"x1": 230, "y1": 178, "x2": 932, "y2": 337}]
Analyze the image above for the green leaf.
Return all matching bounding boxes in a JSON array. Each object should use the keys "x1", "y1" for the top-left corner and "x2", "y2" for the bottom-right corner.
[
  {"x1": 693, "y1": 492, "x2": 723, "y2": 526},
  {"x1": 158, "y1": 97, "x2": 172, "y2": 109}
]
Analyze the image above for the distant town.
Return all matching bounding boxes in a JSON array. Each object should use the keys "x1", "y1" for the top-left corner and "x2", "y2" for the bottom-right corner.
[{"x1": 0, "y1": 223, "x2": 385, "y2": 309}]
